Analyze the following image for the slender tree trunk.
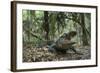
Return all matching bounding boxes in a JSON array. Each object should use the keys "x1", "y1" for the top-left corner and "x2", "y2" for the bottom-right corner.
[
  {"x1": 27, "y1": 11, "x2": 31, "y2": 42},
  {"x1": 80, "y1": 13, "x2": 89, "y2": 46},
  {"x1": 43, "y1": 11, "x2": 49, "y2": 41}
]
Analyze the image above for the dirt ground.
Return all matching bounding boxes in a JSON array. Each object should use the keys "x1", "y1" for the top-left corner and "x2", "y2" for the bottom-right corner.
[{"x1": 23, "y1": 45, "x2": 91, "y2": 62}]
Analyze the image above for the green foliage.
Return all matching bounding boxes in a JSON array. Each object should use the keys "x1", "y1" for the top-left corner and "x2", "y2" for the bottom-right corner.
[{"x1": 22, "y1": 10, "x2": 91, "y2": 47}]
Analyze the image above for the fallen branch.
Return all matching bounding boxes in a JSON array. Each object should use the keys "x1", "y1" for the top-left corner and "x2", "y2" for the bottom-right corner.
[{"x1": 24, "y1": 27, "x2": 44, "y2": 41}]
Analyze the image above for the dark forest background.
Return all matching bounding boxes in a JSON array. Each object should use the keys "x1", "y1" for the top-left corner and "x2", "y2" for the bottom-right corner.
[
  {"x1": 22, "y1": 10, "x2": 91, "y2": 62},
  {"x1": 23, "y1": 10, "x2": 91, "y2": 47}
]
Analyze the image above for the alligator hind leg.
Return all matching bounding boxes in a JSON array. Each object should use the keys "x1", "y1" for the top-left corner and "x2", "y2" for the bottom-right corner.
[{"x1": 70, "y1": 46, "x2": 83, "y2": 55}]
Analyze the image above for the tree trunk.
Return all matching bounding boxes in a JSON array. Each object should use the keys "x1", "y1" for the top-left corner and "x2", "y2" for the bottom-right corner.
[
  {"x1": 43, "y1": 11, "x2": 49, "y2": 41},
  {"x1": 80, "y1": 13, "x2": 89, "y2": 46},
  {"x1": 27, "y1": 11, "x2": 31, "y2": 42}
]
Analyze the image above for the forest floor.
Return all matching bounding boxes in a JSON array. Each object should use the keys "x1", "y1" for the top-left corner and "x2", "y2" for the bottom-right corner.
[{"x1": 23, "y1": 45, "x2": 91, "y2": 62}]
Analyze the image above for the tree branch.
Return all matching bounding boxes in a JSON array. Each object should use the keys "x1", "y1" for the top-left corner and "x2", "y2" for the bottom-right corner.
[{"x1": 24, "y1": 27, "x2": 44, "y2": 41}]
